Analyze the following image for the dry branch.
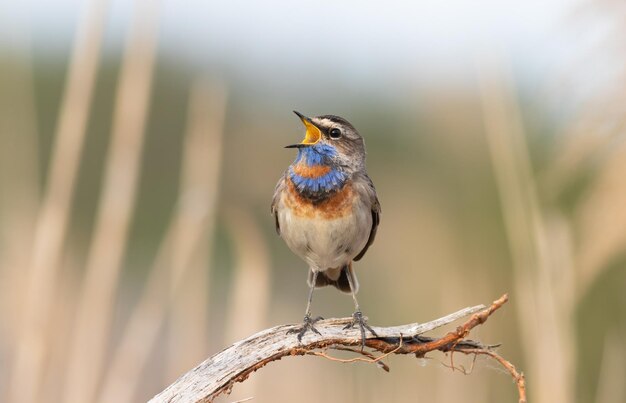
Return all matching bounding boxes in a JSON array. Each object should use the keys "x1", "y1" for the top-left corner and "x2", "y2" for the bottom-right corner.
[{"x1": 150, "y1": 294, "x2": 524, "y2": 403}]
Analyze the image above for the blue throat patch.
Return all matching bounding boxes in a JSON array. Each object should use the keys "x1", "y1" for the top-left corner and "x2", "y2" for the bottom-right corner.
[
  {"x1": 288, "y1": 144, "x2": 346, "y2": 198},
  {"x1": 295, "y1": 143, "x2": 337, "y2": 165}
]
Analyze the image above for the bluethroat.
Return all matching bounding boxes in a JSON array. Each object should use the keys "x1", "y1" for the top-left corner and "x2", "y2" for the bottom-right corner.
[{"x1": 271, "y1": 112, "x2": 380, "y2": 345}]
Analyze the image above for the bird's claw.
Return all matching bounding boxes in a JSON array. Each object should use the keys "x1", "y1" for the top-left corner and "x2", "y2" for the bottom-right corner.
[
  {"x1": 343, "y1": 311, "x2": 378, "y2": 349},
  {"x1": 288, "y1": 314, "x2": 323, "y2": 342}
]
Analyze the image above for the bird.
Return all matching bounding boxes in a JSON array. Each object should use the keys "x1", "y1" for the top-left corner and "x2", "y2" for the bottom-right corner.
[{"x1": 271, "y1": 111, "x2": 380, "y2": 345}]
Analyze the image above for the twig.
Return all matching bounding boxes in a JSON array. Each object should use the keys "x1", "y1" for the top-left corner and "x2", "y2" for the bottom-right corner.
[
  {"x1": 325, "y1": 346, "x2": 392, "y2": 372},
  {"x1": 469, "y1": 349, "x2": 526, "y2": 403},
  {"x1": 307, "y1": 336, "x2": 403, "y2": 372},
  {"x1": 439, "y1": 351, "x2": 477, "y2": 376},
  {"x1": 150, "y1": 294, "x2": 522, "y2": 403}
]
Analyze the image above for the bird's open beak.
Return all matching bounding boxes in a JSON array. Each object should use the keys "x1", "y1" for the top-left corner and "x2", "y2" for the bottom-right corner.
[{"x1": 285, "y1": 111, "x2": 322, "y2": 148}]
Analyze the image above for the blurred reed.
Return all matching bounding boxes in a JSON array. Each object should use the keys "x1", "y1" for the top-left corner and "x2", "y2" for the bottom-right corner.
[
  {"x1": 594, "y1": 331, "x2": 625, "y2": 403},
  {"x1": 62, "y1": 1, "x2": 160, "y2": 402},
  {"x1": 478, "y1": 56, "x2": 574, "y2": 403},
  {"x1": 7, "y1": 1, "x2": 108, "y2": 402},
  {"x1": 0, "y1": 9, "x2": 39, "y2": 364},
  {"x1": 543, "y1": 86, "x2": 626, "y2": 296},
  {"x1": 548, "y1": 2, "x2": 626, "y2": 297},
  {"x1": 221, "y1": 206, "x2": 272, "y2": 402},
  {"x1": 166, "y1": 80, "x2": 228, "y2": 382},
  {"x1": 544, "y1": 4, "x2": 626, "y2": 400},
  {"x1": 223, "y1": 207, "x2": 271, "y2": 343},
  {"x1": 573, "y1": 137, "x2": 626, "y2": 293},
  {"x1": 40, "y1": 246, "x2": 80, "y2": 401},
  {"x1": 550, "y1": 76, "x2": 626, "y2": 403},
  {"x1": 97, "y1": 79, "x2": 227, "y2": 403}
]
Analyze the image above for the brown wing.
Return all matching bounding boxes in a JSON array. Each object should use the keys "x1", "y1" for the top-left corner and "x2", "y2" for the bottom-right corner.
[
  {"x1": 353, "y1": 175, "x2": 380, "y2": 261},
  {"x1": 270, "y1": 174, "x2": 287, "y2": 235}
]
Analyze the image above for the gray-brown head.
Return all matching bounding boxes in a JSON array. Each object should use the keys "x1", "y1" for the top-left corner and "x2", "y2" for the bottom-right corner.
[{"x1": 286, "y1": 111, "x2": 367, "y2": 175}]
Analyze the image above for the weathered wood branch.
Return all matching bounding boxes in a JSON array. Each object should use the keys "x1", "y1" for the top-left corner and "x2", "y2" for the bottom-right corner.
[{"x1": 150, "y1": 294, "x2": 524, "y2": 403}]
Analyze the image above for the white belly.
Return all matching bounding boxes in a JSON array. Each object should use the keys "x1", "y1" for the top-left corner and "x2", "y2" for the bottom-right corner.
[{"x1": 278, "y1": 198, "x2": 372, "y2": 271}]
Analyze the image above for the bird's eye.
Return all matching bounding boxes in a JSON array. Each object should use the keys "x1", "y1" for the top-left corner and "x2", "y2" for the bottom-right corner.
[{"x1": 329, "y1": 128, "x2": 342, "y2": 139}]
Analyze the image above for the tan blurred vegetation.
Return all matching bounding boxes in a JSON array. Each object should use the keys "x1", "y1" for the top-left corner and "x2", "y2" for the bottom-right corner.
[{"x1": 1, "y1": 1, "x2": 626, "y2": 403}]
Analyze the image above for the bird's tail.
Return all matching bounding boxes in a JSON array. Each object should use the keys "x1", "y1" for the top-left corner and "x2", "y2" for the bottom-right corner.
[{"x1": 308, "y1": 263, "x2": 358, "y2": 294}]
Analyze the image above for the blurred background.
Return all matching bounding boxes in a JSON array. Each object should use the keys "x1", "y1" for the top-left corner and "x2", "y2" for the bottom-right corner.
[{"x1": 1, "y1": 0, "x2": 625, "y2": 402}]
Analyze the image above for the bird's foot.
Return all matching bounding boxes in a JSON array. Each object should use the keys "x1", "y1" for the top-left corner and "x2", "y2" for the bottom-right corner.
[
  {"x1": 343, "y1": 311, "x2": 378, "y2": 349},
  {"x1": 288, "y1": 313, "x2": 323, "y2": 342}
]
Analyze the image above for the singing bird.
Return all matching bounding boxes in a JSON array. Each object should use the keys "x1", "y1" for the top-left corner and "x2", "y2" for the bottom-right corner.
[{"x1": 271, "y1": 112, "x2": 380, "y2": 344}]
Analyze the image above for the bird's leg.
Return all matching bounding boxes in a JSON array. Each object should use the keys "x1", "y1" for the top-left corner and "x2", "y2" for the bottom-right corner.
[
  {"x1": 287, "y1": 271, "x2": 323, "y2": 342},
  {"x1": 343, "y1": 272, "x2": 378, "y2": 349}
]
